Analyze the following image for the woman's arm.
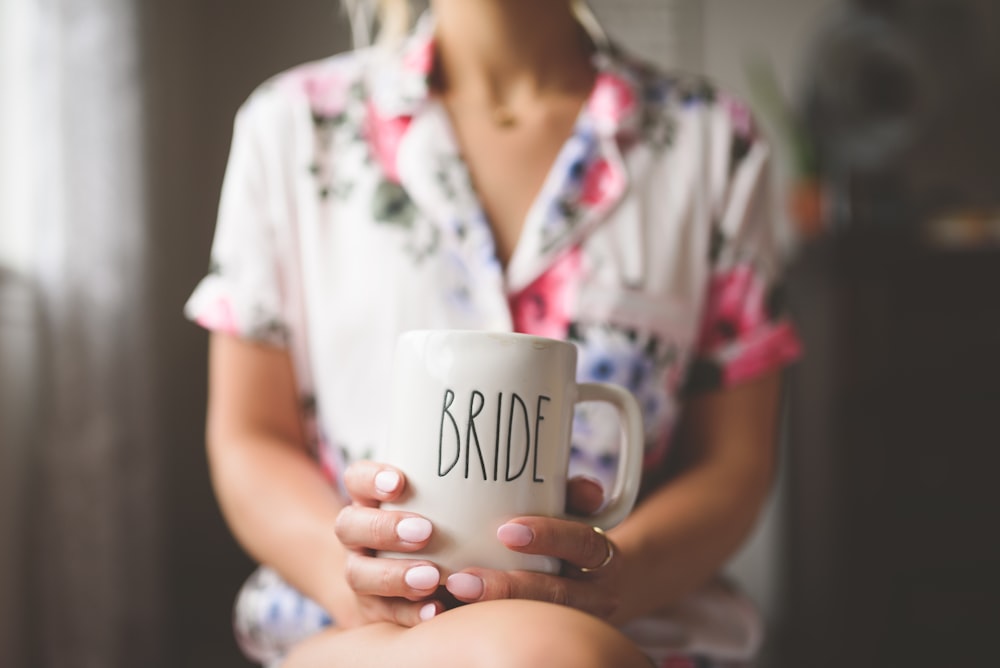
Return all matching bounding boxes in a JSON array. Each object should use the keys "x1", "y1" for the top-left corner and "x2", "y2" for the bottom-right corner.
[
  {"x1": 206, "y1": 333, "x2": 447, "y2": 628},
  {"x1": 205, "y1": 333, "x2": 360, "y2": 624},
  {"x1": 610, "y1": 370, "x2": 783, "y2": 623}
]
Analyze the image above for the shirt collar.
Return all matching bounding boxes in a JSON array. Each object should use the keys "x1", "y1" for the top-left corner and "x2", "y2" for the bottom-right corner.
[
  {"x1": 367, "y1": 12, "x2": 644, "y2": 141},
  {"x1": 371, "y1": 12, "x2": 646, "y2": 293},
  {"x1": 366, "y1": 13, "x2": 436, "y2": 120}
]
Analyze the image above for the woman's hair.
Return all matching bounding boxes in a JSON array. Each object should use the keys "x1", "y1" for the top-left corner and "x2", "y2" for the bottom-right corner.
[
  {"x1": 343, "y1": 0, "x2": 607, "y2": 50},
  {"x1": 342, "y1": 0, "x2": 412, "y2": 47}
]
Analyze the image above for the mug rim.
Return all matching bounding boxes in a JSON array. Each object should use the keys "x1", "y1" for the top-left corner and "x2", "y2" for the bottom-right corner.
[{"x1": 399, "y1": 329, "x2": 574, "y2": 350}]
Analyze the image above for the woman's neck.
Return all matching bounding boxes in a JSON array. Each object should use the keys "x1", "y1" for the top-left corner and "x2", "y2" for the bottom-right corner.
[{"x1": 430, "y1": 0, "x2": 595, "y2": 105}]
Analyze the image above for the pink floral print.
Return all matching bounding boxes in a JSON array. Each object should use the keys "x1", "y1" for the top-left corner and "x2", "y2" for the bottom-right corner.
[
  {"x1": 366, "y1": 102, "x2": 412, "y2": 183},
  {"x1": 401, "y1": 36, "x2": 435, "y2": 77},
  {"x1": 697, "y1": 265, "x2": 769, "y2": 352},
  {"x1": 289, "y1": 65, "x2": 349, "y2": 117},
  {"x1": 580, "y1": 157, "x2": 625, "y2": 208},
  {"x1": 588, "y1": 72, "x2": 638, "y2": 132},
  {"x1": 720, "y1": 93, "x2": 756, "y2": 141},
  {"x1": 194, "y1": 294, "x2": 239, "y2": 336},
  {"x1": 695, "y1": 264, "x2": 801, "y2": 387},
  {"x1": 724, "y1": 321, "x2": 802, "y2": 386},
  {"x1": 509, "y1": 247, "x2": 582, "y2": 338}
]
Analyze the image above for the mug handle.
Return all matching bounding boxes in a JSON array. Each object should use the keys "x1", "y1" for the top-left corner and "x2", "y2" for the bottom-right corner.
[{"x1": 571, "y1": 382, "x2": 644, "y2": 530}]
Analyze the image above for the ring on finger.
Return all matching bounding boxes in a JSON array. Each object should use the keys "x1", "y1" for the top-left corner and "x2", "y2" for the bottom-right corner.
[{"x1": 578, "y1": 526, "x2": 615, "y2": 573}]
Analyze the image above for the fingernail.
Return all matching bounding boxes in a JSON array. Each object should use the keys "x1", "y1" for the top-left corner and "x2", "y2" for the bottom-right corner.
[
  {"x1": 497, "y1": 523, "x2": 534, "y2": 547},
  {"x1": 419, "y1": 603, "x2": 437, "y2": 622},
  {"x1": 446, "y1": 573, "x2": 484, "y2": 600},
  {"x1": 375, "y1": 470, "x2": 401, "y2": 494},
  {"x1": 404, "y1": 565, "x2": 440, "y2": 590},
  {"x1": 396, "y1": 517, "x2": 433, "y2": 543}
]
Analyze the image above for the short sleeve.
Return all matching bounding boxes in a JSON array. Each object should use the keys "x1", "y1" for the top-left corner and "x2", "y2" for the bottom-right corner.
[
  {"x1": 683, "y1": 96, "x2": 802, "y2": 394},
  {"x1": 184, "y1": 90, "x2": 291, "y2": 347}
]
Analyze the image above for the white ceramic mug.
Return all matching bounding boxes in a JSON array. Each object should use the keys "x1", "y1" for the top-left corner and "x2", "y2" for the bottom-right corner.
[{"x1": 378, "y1": 330, "x2": 643, "y2": 577}]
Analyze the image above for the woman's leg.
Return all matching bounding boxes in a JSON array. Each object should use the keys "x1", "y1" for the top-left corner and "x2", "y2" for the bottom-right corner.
[{"x1": 283, "y1": 599, "x2": 653, "y2": 668}]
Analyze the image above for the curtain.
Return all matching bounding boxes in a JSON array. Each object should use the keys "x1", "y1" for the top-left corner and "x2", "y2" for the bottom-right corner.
[
  {"x1": 1, "y1": 1, "x2": 163, "y2": 666},
  {"x1": 0, "y1": 1, "x2": 346, "y2": 667}
]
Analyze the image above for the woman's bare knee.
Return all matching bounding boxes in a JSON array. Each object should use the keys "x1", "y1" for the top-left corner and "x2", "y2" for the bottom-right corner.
[
  {"x1": 282, "y1": 601, "x2": 650, "y2": 668},
  {"x1": 282, "y1": 623, "x2": 405, "y2": 668},
  {"x1": 407, "y1": 600, "x2": 650, "y2": 668}
]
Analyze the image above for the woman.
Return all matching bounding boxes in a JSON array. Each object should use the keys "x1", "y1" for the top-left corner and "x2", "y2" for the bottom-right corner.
[{"x1": 186, "y1": 0, "x2": 801, "y2": 665}]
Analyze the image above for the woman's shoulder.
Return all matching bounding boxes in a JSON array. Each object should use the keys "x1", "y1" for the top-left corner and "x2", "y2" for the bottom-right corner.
[
  {"x1": 607, "y1": 46, "x2": 758, "y2": 139},
  {"x1": 237, "y1": 48, "x2": 374, "y2": 123},
  {"x1": 615, "y1": 49, "x2": 710, "y2": 98}
]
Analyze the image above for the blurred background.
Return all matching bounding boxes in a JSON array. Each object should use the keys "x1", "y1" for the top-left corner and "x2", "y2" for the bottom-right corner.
[{"x1": 1, "y1": 0, "x2": 998, "y2": 666}]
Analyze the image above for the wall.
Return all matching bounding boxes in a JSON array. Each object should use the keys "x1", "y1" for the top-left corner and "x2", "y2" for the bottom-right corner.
[
  {"x1": 142, "y1": 2, "x2": 351, "y2": 665},
  {"x1": 703, "y1": 0, "x2": 834, "y2": 100},
  {"x1": 591, "y1": 0, "x2": 704, "y2": 70}
]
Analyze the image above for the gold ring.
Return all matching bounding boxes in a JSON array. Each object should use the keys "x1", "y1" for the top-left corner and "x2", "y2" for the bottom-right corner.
[{"x1": 579, "y1": 526, "x2": 615, "y2": 573}]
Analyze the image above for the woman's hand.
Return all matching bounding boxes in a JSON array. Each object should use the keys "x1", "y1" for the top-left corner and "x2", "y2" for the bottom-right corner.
[
  {"x1": 333, "y1": 461, "x2": 445, "y2": 627},
  {"x1": 443, "y1": 477, "x2": 625, "y2": 620}
]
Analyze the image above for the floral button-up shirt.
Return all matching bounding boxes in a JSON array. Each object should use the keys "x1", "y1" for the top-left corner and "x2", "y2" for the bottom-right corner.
[
  {"x1": 186, "y1": 15, "x2": 800, "y2": 660},
  {"x1": 186, "y1": 17, "x2": 799, "y2": 494}
]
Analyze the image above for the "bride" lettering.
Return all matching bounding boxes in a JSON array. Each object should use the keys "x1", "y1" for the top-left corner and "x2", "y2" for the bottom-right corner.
[{"x1": 437, "y1": 388, "x2": 551, "y2": 482}]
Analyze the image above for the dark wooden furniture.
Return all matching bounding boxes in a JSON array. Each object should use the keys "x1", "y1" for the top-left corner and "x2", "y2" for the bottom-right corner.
[{"x1": 780, "y1": 230, "x2": 1000, "y2": 667}]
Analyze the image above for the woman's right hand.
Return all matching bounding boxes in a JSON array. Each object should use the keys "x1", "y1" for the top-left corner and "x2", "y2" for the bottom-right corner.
[{"x1": 334, "y1": 461, "x2": 444, "y2": 627}]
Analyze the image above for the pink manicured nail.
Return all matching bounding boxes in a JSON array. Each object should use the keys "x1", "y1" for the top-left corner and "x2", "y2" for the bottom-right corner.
[
  {"x1": 396, "y1": 517, "x2": 433, "y2": 543},
  {"x1": 404, "y1": 565, "x2": 440, "y2": 590},
  {"x1": 419, "y1": 603, "x2": 437, "y2": 622},
  {"x1": 497, "y1": 523, "x2": 534, "y2": 547},
  {"x1": 446, "y1": 573, "x2": 484, "y2": 600},
  {"x1": 375, "y1": 470, "x2": 401, "y2": 494}
]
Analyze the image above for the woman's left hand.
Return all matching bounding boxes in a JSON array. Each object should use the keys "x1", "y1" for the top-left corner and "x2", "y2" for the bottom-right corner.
[{"x1": 443, "y1": 477, "x2": 625, "y2": 620}]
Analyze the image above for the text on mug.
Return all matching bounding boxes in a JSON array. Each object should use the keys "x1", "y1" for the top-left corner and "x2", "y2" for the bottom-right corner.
[{"x1": 438, "y1": 388, "x2": 551, "y2": 482}]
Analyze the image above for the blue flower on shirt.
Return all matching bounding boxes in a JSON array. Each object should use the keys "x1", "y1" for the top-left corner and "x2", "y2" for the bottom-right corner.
[
  {"x1": 539, "y1": 127, "x2": 604, "y2": 251},
  {"x1": 572, "y1": 324, "x2": 675, "y2": 460}
]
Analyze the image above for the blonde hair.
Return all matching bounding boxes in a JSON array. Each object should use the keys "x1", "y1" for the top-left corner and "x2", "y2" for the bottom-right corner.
[
  {"x1": 343, "y1": 0, "x2": 606, "y2": 50},
  {"x1": 343, "y1": 0, "x2": 412, "y2": 47}
]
